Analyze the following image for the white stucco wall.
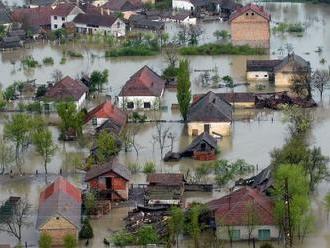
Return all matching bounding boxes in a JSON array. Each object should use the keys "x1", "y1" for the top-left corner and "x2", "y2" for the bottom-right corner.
[
  {"x1": 216, "y1": 225, "x2": 279, "y2": 241},
  {"x1": 246, "y1": 71, "x2": 270, "y2": 81},
  {"x1": 51, "y1": 6, "x2": 83, "y2": 30},
  {"x1": 118, "y1": 96, "x2": 160, "y2": 110},
  {"x1": 172, "y1": 0, "x2": 195, "y2": 11},
  {"x1": 76, "y1": 92, "x2": 86, "y2": 109},
  {"x1": 187, "y1": 122, "x2": 232, "y2": 137},
  {"x1": 75, "y1": 19, "x2": 126, "y2": 37}
]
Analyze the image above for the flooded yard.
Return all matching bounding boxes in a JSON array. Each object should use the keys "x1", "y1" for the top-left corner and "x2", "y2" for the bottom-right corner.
[{"x1": 1, "y1": 1, "x2": 330, "y2": 247}]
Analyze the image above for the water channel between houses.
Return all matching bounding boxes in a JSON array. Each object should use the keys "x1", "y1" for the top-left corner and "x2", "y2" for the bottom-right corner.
[{"x1": 1, "y1": 2, "x2": 330, "y2": 247}]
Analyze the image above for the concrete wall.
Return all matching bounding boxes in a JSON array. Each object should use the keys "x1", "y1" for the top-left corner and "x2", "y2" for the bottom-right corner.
[
  {"x1": 216, "y1": 225, "x2": 279, "y2": 241},
  {"x1": 75, "y1": 19, "x2": 126, "y2": 37},
  {"x1": 40, "y1": 216, "x2": 78, "y2": 246},
  {"x1": 274, "y1": 72, "x2": 294, "y2": 87},
  {"x1": 187, "y1": 122, "x2": 231, "y2": 137},
  {"x1": 172, "y1": 0, "x2": 195, "y2": 11},
  {"x1": 247, "y1": 71, "x2": 270, "y2": 81},
  {"x1": 231, "y1": 11, "x2": 270, "y2": 48}
]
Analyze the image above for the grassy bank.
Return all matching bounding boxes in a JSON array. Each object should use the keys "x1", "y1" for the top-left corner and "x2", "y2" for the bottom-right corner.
[{"x1": 179, "y1": 43, "x2": 267, "y2": 56}]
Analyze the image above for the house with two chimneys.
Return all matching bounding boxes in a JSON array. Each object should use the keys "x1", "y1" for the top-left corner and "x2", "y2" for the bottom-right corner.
[
  {"x1": 36, "y1": 177, "x2": 82, "y2": 246},
  {"x1": 207, "y1": 187, "x2": 279, "y2": 241},
  {"x1": 117, "y1": 65, "x2": 166, "y2": 111},
  {"x1": 229, "y1": 3, "x2": 271, "y2": 48},
  {"x1": 187, "y1": 91, "x2": 233, "y2": 138},
  {"x1": 246, "y1": 53, "x2": 311, "y2": 87}
]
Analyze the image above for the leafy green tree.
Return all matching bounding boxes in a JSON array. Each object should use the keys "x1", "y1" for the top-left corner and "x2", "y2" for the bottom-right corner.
[
  {"x1": 95, "y1": 130, "x2": 120, "y2": 163},
  {"x1": 0, "y1": 24, "x2": 6, "y2": 38},
  {"x1": 39, "y1": 233, "x2": 52, "y2": 248},
  {"x1": 3, "y1": 85, "x2": 16, "y2": 100},
  {"x1": 143, "y1": 161, "x2": 156, "y2": 174},
  {"x1": 168, "y1": 207, "x2": 184, "y2": 248},
  {"x1": 36, "y1": 85, "x2": 47, "y2": 98},
  {"x1": 32, "y1": 127, "x2": 57, "y2": 175},
  {"x1": 136, "y1": 225, "x2": 159, "y2": 246},
  {"x1": 186, "y1": 204, "x2": 201, "y2": 248},
  {"x1": 281, "y1": 104, "x2": 312, "y2": 136},
  {"x1": 79, "y1": 219, "x2": 94, "y2": 239},
  {"x1": 4, "y1": 114, "x2": 33, "y2": 173},
  {"x1": 273, "y1": 164, "x2": 311, "y2": 243},
  {"x1": 57, "y1": 102, "x2": 85, "y2": 138},
  {"x1": 176, "y1": 59, "x2": 191, "y2": 121},
  {"x1": 85, "y1": 191, "x2": 96, "y2": 215},
  {"x1": 90, "y1": 69, "x2": 109, "y2": 93},
  {"x1": 63, "y1": 234, "x2": 77, "y2": 248},
  {"x1": 112, "y1": 230, "x2": 134, "y2": 246},
  {"x1": 0, "y1": 136, "x2": 14, "y2": 175},
  {"x1": 213, "y1": 30, "x2": 230, "y2": 41}
]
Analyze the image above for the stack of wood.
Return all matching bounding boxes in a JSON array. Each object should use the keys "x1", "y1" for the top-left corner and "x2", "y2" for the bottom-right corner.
[{"x1": 124, "y1": 209, "x2": 170, "y2": 238}]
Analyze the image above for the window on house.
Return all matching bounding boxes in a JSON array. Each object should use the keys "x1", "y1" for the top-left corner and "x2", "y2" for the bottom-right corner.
[
  {"x1": 127, "y1": 102, "x2": 134, "y2": 109},
  {"x1": 54, "y1": 16, "x2": 57, "y2": 20},
  {"x1": 56, "y1": 216, "x2": 60, "y2": 220},
  {"x1": 258, "y1": 229, "x2": 270, "y2": 240},
  {"x1": 251, "y1": 12, "x2": 255, "y2": 16},
  {"x1": 229, "y1": 229, "x2": 240, "y2": 241},
  {"x1": 246, "y1": 12, "x2": 249, "y2": 16},
  {"x1": 192, "y1": 129, "x2": 198, "y2": 136},
  {"x1": 117, "y1": 22, "x2": 120, "y2": 28},
  {"x1": 62, "y1": 17, "x2": 65, "y2": 21},
  {"x1": 144, "y1": 102, "x2": 151, "y2": 109},
  {"x1": 54, "y1": 24, "x2": 58, "y2": 29},
  {"x1": 92, "y1": 118, "x2": 97, "y2": 126},
  {"x1": 264, "y1": 74, "x2": 268, "y2": 77},
  {"x1": 256, "y1": 75, "x2": 259, "y2": 78}
]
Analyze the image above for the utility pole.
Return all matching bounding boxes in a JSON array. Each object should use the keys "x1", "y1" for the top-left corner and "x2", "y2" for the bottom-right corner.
[{"x1": 283, "y1": 177, "x2": 293, "y2": 248}]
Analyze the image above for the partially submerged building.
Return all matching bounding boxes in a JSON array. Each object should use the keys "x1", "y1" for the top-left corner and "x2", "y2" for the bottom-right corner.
[
  {"x1": 36, "y1": 177, "x2": 82, "y2": 246},
  {"x1": 246, "y1": 53, "x2": 311, "y2": 87},
  {"x1": 207, "y1": 187, "x2": 278, "y2": 241},
  {"x1": 117, "y1": 65, "x2": 166, "y2": 111},
  {"x1": 187, "y1": 91, "x2": 233, "y2": 137},
  {"x1": 229, "y1": 3, "x2": 271, "y2": 48}
]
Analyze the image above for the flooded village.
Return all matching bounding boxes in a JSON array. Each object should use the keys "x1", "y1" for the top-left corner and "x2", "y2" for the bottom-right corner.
[{"x1": 1, "y1": 0, "x2": 330, "y2": 247}]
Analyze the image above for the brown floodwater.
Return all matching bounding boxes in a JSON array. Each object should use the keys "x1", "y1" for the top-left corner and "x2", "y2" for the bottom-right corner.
[{"x1": 1, "y1": 2, "x2": 330, "y2": 247}]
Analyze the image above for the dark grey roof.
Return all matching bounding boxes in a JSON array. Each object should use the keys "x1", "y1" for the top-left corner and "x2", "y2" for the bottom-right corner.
[
  {"x1": 36, "y1": 190, "x2": 81, "y2": 229},
  {"x1": 274, "y1": 53, "x2": 310, "y2": 72},
  {"x1": 246, "y1": 59, "x2": 282, "y2": 72},
  {"x1": 85, "y1": 160, "x2": 131, "y2": 181},
  {"x1": 29, "y1": 0, "x2": 57, "y2": 6},
  {"x1": 96, "y1": 118, "x2": 123, "y2": 134},
  {"x1": 73, "y1": 13, "x2": 118, "y2": 27},
  {"x1": 129, "y1": 15, "x2": 165, "y2": 30},
  {"x1": 182, "y1": 132, "x2": 217, "y2": 153},
  {"x1": 187, "y1": 91, "x2": 233, "y2": 122},
  {"x1": 0, "y1": 9, "x2": 11, "y2": 25}
]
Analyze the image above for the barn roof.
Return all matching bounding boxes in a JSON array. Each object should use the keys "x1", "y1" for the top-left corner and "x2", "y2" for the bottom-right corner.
[
  {"x1": 147, "y1": 173, "x2": 185, "y2": 186},
  {"x1": 182, "y1": 132, "x2": 217, "y2": 153},
  {"x1": 85, "y1": 160, "x2": 131, "y2": 181},
  {"x1": 73, "y1": 13, "x2": 118, "y2": 27},
  {"x1": 229, "y1": 3, "x2": 271, "y2": 22}
]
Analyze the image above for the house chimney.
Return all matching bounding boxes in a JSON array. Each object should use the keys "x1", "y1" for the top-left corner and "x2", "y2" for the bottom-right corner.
[
  {"x1": 107, "y1": 9, "x2": 110, "y2": 15},
  {"x1": 101, "y1": 7, "x2": 104, "y2": 15}
]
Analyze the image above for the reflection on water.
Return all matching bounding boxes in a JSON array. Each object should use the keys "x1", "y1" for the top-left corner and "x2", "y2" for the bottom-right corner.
[{"x1": 1, "y1": 2, "x2": 330, "y2": 247}]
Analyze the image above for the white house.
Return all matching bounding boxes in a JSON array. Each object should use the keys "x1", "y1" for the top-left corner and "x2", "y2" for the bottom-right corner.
[
  {"x1": 50, "y1": 3, "x2": 84, "y2": 30},
  {"x1": 208, "y1": 187, "x2": 279, "y2": 241},
  {"x1": 172, "y1": 0, "x2": 195, "y2": 11},
  {"x1": 43, "y1": 76, "x2": 89, "y2": 111},
  {"x1": 73, "y1": 13, "x2": 126, "y2": 37},
  {"x1": 117, "y1": 66, "x2": 166, "y2": 111}
]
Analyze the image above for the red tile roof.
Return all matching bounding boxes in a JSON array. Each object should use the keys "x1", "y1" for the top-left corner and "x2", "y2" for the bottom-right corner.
[
  {"x1": 207, "y1": 187, "x2": 274, "y2": 225},
  {"x1": 229, "y1": 3, "x2": 271, "y2": 22},
  {"x1": 85, "y1": 100, "x2": 127, "y2": 125},
  {"x1": 39, "y1": 176, "x2": 82, "y2": 205},
  {"x1": 44, "y1": 76, "x2": 88, "y2": 102},
  {"x1": 11, "y1": 6, "x2": 53, "y2": 26},
  {"x1": 51, "y1": 3, "x2": 78, "y2": 16},
  {"x1": 119, "y1": 65, "x2": 165, "y2": 97}
]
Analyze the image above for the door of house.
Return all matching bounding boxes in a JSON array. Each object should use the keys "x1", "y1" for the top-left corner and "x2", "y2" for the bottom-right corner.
[
  {"x1": 204, "y1": 124, "x2": 210, "y2": 133},
  {"x1": 258, "y1": 229, "x2": 270, "y2": 240},
  {"x1": 105, "y1": 177, "x2": 112, "y2": 189}
]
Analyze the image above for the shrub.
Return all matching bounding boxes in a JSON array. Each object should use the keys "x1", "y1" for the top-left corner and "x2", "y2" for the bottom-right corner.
[
  {"x1": 21, "y1": 56, "x2": 39, "y2": 68},
  {"x1": 39, "y1": 233, "x2": 52, "y2": 248},
  {"x1": 136, "y1": 225, "x2": 159, "y2": 245},
  {"x1": 180, "y1": 43, "x2": 266, "y2": 56},
  {"x1": 273, "y1": 23, "x2": 305, "y2": 33},
  {"x1": 260, "y1": 243, "x2": 274, "y2": 248},
  {"x1": 112, "y1": 231, "x2": 135, "y2": 246},
  {"x1": 79, "y1": 219, "x2": 94, "y2": 239},
  {"x1": 64, "y1": 234, "x2": 77, "y2": 248},
  {"x1": 67, "y1": 51, "x2": 83, "y2": 58},
  {"x1": 143, "y1": 161, "x2": 156, "y2": 174},
  {"x1": 60, "y1": 57, "x2": 66, "y2": 64},
  {"x1": 128, "y1": 162, "x2": 141, "y2": 174},
  {"x1": 132, "y1": 112, "x2": 147, "y2": 122},
  {"x1": 26, "y1": 102, "x2": 42, "y2": 113},
  {"x1": 105, "y1": 46, "x2": 159, "y2": 57},
  {"x1": 42, "y1": 57, "x2": 54, "y2": 65},
  {"x1": 36, "y1": 85, "x2": 47, "y2": 98}
]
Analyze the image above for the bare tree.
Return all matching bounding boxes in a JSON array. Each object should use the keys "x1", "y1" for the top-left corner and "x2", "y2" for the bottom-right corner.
[
  {"x1": 51, "y1": 69, "x2": 63, "y2": 83},
  {"x1": 0, "y1": 198, "x2": 31, "y2": 243},
  {"x1": 120, "y1": 124, "x2": 142, "y2": 157},
  {"x1": 152, "y1": 122, "x2": 171, "y2": 158},
  {"x1": 164, "y1": 46, "x2": 178, "y2": 68},
  {"x1": 312, "y1": 69, "x2": 330, "y2": 100},
  {"x1": 290, "y1": 65, "x2": 312, "y2": 100}
]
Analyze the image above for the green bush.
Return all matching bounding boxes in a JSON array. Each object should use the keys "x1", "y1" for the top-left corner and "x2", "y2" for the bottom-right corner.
[
  {"x1": 128, "y1": 162, "x2": 141, "y2": 174},
  {"x1": 273, "y1": 23, "x2": 305, "y2": 33},
  {"x1": 64, "y1": 234, "x2": 77, "y2": 248},
  {"x1": 21, "y1": 56, "x2": 39, "y2": 68},
  {"x1": 136, "y1": 225, "x2": 159, "y2": 245},
  {"x1": 179, "y1": 43, "x2": 266, "y2": 56},
  {"x1": 26, "y1": 102, "x2": 42, "y2": 113},
  {"x1": 112, "y1": 231, "x2": 135, "y2": 246},
  {"x1": 39, "y1": 233, "x2": 52, "y2": 248},
  {"x1": 143, "y1": 161, "x2": 156, "y2": 174},
  {"x1": 42, "y1": 57, "x2": 54, "y2": 65},
  {"x1": 79, "y1": 219, "x2": 94, "y2": 239},
  {"x1": 67, "y1": 51, "x2": 83, "y2": 58},
  {"x1": 106, "y1": 46, "x2": 159, "y2": 57},
  {"x1": 260, "y1": 243, "x2": 274, "y2": 248},
  {"x1": 60, "y1": 57, "x2": 67, "y2": 64}
]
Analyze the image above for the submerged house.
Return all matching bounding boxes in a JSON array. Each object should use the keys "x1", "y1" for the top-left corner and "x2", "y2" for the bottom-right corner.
[
  {"x1": 84, "y1": 100, "x2": 127, "y2": 135},
  {"x1": 117, "y1": 66, "x2": 166, "y2": 111},
  {"x1": 207, "y1": 187, "x2": 278, "y2": 241},
  {"x1": 85, "y1": 160, "x2": 131, "y2": 201},
  {"x1": 246, "y1": 53, "x2": 311, "y2": 87},
  {"x1": 146, "y1": 173, "x2": 185, "y2": 206},
  {"x1": 73, "y1": 13, "x2": 126, "y2": 37},
  {"x1": 187, "y1": 91, "x2": 233, "y2": 137},
  {"x1": 229, "y1": 3, "x2": 271, "y2": 48},
  {"x1": 181, "y1": 132, "x2": 218, "y2": 161},
  {"x1": 43, "y1": 76, "x2": 89, "y2": 111},
  {"x1": 0, "y1": 36, "x2": 23, "y2": 50},
  {"x1": 36, "y1": 177, "x2": 82, "y2": 246}
]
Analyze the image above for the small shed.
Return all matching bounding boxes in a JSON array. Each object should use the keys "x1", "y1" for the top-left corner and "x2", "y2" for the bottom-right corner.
[{"x1": 181, "y1": 132, "x2": 218, "y2": 161}]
